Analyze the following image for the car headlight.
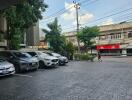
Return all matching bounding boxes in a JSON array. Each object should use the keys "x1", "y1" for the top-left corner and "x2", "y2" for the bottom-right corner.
[
  {"x1": 0, "y1": 70, "x2": 2, "y2": 73},
  {"x1": 44, "y1": 59, "x2": 50, "y2": 61},
  {"x1": 10, "y1": 65, "x2": 15, "y2": 69},
  {"x1": 20, "y1": 60, "x2": 27, "y2": 63}
]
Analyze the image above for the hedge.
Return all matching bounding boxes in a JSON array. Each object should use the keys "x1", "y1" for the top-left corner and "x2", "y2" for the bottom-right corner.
[{"x1": 74, "y1": 53, "x2": 96, "y2": 61}]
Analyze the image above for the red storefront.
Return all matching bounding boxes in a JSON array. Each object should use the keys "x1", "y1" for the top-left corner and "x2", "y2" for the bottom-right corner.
[{"x1": 96, "y1": 44, "x2": 121, "y2": 56}]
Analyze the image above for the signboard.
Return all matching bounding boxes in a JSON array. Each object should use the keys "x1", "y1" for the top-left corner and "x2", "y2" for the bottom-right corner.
[{"x1": 96, "y1": 44, "x2": 120, "y2": 50}]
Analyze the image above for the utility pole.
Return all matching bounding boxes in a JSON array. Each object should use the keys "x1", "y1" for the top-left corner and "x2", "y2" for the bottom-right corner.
[{"x1": 73, "y1": 1, "x2": 80, "y2": 53}]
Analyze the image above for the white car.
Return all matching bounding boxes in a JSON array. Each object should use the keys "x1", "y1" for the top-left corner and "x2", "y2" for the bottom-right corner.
[
  {"x1": 0, "y1": 58, "x2": 15, "y2": 76},
  {"x1": 27, "y1": 51, "x2": 59, "y2": 68},
  {"x1": 47, "y1": 52, "x2": 68, "y2": 65}
]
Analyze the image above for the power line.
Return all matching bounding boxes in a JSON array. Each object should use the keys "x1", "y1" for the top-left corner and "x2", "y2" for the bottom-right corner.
[
  {"x1": 63, "y1": 7, "x2": 132, "y2": 31},
  {"x1": 81, "y1": 0, "x2": 99, "y2": 7},
  {"x1": 42, "y1": 0, "x2": 93, "y2": 22},
  {"x1": 63, "y1": 17, "x2": 132, "y2": 32},
  {"x1": 81, "y1": 8, "x2": 132, "y2": 26},
  {"x1": 62, "y1": 2, "x2": 131, "y2": 29}
]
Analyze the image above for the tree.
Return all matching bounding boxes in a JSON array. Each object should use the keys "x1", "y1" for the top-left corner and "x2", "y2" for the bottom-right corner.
[
  {"x1": 77, "y1": 26, "x2": 100, "y2": 53},
  {"x1": 42, "y1": 18, "x2": 65, "y2": 53},
  {"x1": 65, "y1": 42, "x2": 75, "y2": 60},
  {"x1": 0, "y1": 0, "x2": 48, "y2": 49}
]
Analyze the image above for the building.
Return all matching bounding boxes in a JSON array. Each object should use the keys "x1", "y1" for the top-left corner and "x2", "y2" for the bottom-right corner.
[
  {"x1": 0, "y1": 16, "x2": 7, "y2": 49},
  {"x1": 64, "y1": 31, "x2": 78, "y2": 46},
  {"x1": 0, "y1": 15, "x2": 40, "y2": 49},
  {"x1": 26, "y1": 22, "x2": 40, "y2": 46},
  {"x1": 64, "y1": 31, "x2": 84, "y2": 47},
  {"x1": 0, "y1": 0, "x2": 22, "y2": 10},
  {"x1": 64, "y1": 22, "x2": 132, "y2": 56},
  {"x1": 0, "y1": 0, "x2": 40, "y2": 49},
  {"x1": 96, "y1": 22, "x2": 132, "y2": 56}
]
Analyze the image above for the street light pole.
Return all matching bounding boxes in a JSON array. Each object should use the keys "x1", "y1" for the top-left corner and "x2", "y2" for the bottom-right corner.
[{"x1": 73, "y1": 1, "x2": 80, "y2": 53}]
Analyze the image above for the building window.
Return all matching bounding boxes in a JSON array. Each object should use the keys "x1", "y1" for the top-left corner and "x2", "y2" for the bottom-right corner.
[
  {"x1": 116, "y1": 33, "x2": 121, "y2": 39},
  {"x1": 99, "y1": 35, "x2": 106, "y2": 40},
  {"x1": 128, "y1": 31, "x2": 132, "y2": 38}
]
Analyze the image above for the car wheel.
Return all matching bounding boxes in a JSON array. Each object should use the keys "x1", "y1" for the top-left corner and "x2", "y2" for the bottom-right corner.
[
  {"x1": 59, "y1": 62, "x2": 65, "y2": 66},
  {"x1": 39, "y1": 61, "x2": 45, "y2": 69},
  {"x1": 33, "y1": 68, "x2": 38, "y2": 71},
  {"x1": 15, "y1": 66, "x2": 21, "y2": 73}
]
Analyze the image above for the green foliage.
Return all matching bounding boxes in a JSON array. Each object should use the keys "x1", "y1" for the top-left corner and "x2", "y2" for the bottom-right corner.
[
  {"x1": 1, "y1": 0, "x2": 48, "y2": 49},
  {"x1": 77, "y1": 26, "x2": 100, "y2": 49},
  {"x1": 65, "y1": 42, "x2": 75, "y2": 60},
  {"x1": 10, "y1": 28, "x2": 22, "y2": 50},
  {"x1": 42, "y1": 18, "x2": 64, "y2": 53},
  {"x1": 74, "y1": 53, "x2": 95, "y2": 61}
]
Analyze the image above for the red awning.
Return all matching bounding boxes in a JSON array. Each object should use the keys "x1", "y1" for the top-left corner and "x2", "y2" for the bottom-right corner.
[{"x1": 96, "y1": 44, "x2": 120, "y2": 50}]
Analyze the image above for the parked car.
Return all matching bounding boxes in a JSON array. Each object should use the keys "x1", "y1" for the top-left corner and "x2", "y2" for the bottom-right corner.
[
  {"x1": 0, "y1": 58, "x2": 15, "y2": 76},
  {"x1": 0, "y1": 51, "x2": 39, "y2": 73},
  {"x1": 27, "y1": 51, "x2": 59, "y2": 68},
  {"x1": 46, "y1": 52, "x2": 68, "y2": 66}
]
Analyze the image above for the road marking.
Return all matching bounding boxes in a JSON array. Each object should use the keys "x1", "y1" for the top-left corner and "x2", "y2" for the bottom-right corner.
[{"x1": 14, "y1": 74, "x2": 33, "y2": 78}]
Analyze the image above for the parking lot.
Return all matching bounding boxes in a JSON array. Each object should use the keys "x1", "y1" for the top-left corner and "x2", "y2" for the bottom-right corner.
[{"x1": 1, "y1": 59, "x2": 132, "y2": 100}]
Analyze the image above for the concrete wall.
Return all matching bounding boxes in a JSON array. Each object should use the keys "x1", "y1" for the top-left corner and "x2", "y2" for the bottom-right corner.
[
  {"x1": 26, "y1": 22, "x2": 39, "y2": 46},
  {"x1": 0, "y1": 15, "x2": 7, "y2": 48}
]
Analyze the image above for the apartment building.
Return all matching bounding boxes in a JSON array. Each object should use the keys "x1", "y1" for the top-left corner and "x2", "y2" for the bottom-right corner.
[
  {"x1": 64, "y1": 22, "x2": 132, "y2": 56},
  {"x1": 96, "y1": 22, "x2": 132, "y2": 56}
]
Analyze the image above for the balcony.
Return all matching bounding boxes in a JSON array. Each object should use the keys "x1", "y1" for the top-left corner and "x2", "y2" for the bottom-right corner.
[{"x1": 96, "y1": 39, "x2": 124, "y2": 45}]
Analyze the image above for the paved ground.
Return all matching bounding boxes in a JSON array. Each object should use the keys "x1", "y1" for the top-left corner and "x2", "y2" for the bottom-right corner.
[{"x1": 1, "y1": 58, "x2": 132, "y2": 100}]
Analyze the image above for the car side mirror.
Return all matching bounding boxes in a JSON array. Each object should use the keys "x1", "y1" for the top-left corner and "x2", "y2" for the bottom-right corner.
[{"x1": 10, "y1": 56, "x2": 14, "y2": 59}]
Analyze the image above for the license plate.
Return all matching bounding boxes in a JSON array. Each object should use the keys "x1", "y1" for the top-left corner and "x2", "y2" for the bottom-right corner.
[{"x1": 32, "y1": 63, "x2": 36, "y2": 65}]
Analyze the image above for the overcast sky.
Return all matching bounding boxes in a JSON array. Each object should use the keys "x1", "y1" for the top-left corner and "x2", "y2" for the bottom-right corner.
[{"x1": 39, "y1": 0, "x2": 132, "y2": 36}]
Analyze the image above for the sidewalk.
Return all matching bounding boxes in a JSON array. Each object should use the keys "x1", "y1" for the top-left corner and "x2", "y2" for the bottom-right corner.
[{"x1": 102, "y1": 56, "x2": 132, "y2": 64}]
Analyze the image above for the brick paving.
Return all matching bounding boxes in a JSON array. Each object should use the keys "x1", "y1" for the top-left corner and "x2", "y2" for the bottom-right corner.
[{"x1": 0, "y1": 60, "x2": 132, "y2": 100}]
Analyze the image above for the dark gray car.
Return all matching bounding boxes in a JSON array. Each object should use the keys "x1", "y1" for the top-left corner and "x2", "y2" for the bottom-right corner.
[{"x1": 0, "y1": 51, "x2": 39, "y2": 73}]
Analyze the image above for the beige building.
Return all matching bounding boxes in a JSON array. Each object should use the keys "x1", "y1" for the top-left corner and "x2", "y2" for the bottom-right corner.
[
  {"x1": 64, "y1": 31, "x2": 84, "y2": 47},
  {"x1": 0, "y1": 15, "x2": 40, "y2": 49},
  {"x1": 64, "y1": 22, "x2": 132, "y2": 56},
  {"x1": 26, "y1": 21, "x2": 40, "y2": 46}
]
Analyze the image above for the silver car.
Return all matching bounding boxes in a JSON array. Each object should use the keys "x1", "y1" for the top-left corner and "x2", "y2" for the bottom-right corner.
[{"x1": 0, "y1": 58, "x2": 15, "y2": 76}]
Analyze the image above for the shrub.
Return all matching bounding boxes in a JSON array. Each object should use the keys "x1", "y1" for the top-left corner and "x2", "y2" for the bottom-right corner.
[{"x1": 74, "y1": 53, "x2": 95, "y2": 61}]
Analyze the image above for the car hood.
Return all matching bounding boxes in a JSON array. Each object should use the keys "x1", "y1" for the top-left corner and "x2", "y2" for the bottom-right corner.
[
  {"x1": 20, "y1": 57, "x2": 39, "y2": 63},
  {"x1": 0, "y1": 61, "x2": 13, "y2": 69},
  {"x1": 58, "y1": 56, "x2": 67, "y2": 60},
  {"x1": 40, "y1": 55, "x2": 58, "y2": 60}
]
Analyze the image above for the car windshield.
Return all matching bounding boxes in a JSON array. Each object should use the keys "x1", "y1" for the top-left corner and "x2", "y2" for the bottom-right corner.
[
  {"x1": 27, "y1": 52, "x2": 37, "y2": 57},
  {"x1": 52, "y1": 53, "x2": 61, "y2": 57},
  {"x1": 13, "y1": 52, "x2": 32, "y2": 58},
  {"x1": 38, "y1": 52, "x2": 50, "y2": 56}
]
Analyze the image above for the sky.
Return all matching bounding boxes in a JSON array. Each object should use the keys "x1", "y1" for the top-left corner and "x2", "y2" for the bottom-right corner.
[{"x1": 39, "y1": 0, "x2": 132, "y2": 36}]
